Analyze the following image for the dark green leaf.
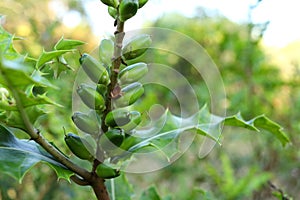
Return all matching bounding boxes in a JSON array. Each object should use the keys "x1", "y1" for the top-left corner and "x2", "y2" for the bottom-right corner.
[
  {"x1": 0, "y1": 124, "x2": 73, "y2": 182},
  {"x1": 54, "y1": 36, "x2": 85, "y2": 50}
]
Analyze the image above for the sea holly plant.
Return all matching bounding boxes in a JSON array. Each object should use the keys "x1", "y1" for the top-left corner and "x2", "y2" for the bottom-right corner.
[{"x1": 0, "y1": 1, "x2": 290, "y2": 200}]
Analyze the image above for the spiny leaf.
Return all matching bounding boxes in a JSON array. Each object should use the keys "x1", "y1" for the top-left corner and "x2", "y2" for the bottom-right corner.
[
  {"x1": 0, "y1": 58, "x2": 58, "y2": 89},
  {"x1": 0, "y1": 58, "x2": 36, "y2": 87},
  {"x1": 54, "y1": 36, "x2": 85, "y2": 50},
  {"x1": 0, "y1": 124, "x2": 73, "y2": 182},
  {"x1": 0, "y1": 107, "x2": 45, "y2": 130},
  {"x1": 0, "y1": 24, "x2": 19, "y2": 59},
  {"x1": 36, "y1": 49, "x2": 72, "y2": 68},
  {"x1": 113, "y1": 105, "x2": 289, "y2": 163}
]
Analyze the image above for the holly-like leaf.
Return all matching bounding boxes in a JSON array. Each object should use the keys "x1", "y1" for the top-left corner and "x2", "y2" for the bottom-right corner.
[
  {"x1": 0, "y1": 58, "x2": 35, "y2": 87},
  {"x1": 54, "y1": 36, "x2": 85, "y2": 50},
  {"x1": 0, "y1": 107, "x2": 45, "y2": 130},
  {"x1": 140, "y1": 186, "x2": 162, "y2": 200},
  {"x1": 36, "y1": 49, "x2": 72, "y2": 68},
  {"x1": 0, "y1": 58, "x2": 56, "y2": 89},
  {"x1": 113, "y1": 105, "x2": 289, "y2": 163},
  {"x1": 0, "y1": 124, "x2": 73, "y2": 182},
  {"x1": 0, "y1": 23, "x2": 19, "y2": 59}
]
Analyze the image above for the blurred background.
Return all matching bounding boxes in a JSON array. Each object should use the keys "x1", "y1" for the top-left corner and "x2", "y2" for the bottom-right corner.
[{"x1": 1, "y1": 0, "x2": 300, "y2": 199}]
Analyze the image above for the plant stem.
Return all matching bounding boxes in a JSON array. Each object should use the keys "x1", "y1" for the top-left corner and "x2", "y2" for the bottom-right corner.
[
  {"x1": 96, "y1": 17, "x2": 125, "y2": 164},
  {"x1": 1, "y1": 74, "x2": 91, "y2": 180},
  {"x1": 101, "y1": 21, "x2": 125, "y2": 133},
  {"x1": 92, "y1": 11, "x2": 126, "y2": 200},
  {"x1": 91, "y1": 176, "x2": 110, "y2": 200}
]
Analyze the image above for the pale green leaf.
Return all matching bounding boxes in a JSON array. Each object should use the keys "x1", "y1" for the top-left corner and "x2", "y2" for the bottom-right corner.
[{"x1": 54, "y1": 36, "x2": 85, "y2": 50}]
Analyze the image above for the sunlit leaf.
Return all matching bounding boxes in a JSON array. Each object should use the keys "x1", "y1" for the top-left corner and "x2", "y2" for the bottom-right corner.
[
  {"x1": 36, "y1": 49, "x2": 72, "y2": 68},
  {"x1": 0, "y1": 24, "x2": 19, "y2": 59},
  {"x1": 0, "y1": 124, "x2": 73, "y2": 182},
  {"x1": 54, "y1": 36, "x2": 85, "y2": 50}
]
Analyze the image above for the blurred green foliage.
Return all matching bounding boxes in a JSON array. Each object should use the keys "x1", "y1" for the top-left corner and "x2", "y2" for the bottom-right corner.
[{"x1": 1, "y1": 1, "x2": 299, "y2": 200}]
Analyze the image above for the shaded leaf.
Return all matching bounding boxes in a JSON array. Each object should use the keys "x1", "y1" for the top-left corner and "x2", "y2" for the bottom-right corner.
[
  {"x1": 106, "y1": 173, "x2": 134, "y2": 200},
  {"x1": 0, "y1": 124, "x2": 73, "y2": 182},
  {"x1": 0, "y1": 58, "x2": 35, "y2": 87},
  {"x1": 54, "y1": 36, "x2": 85, "y2": 50},
  {"x1": 0, "y1": 107, "x2": 45, "y2": 130},
  {"x1": 140, "y1": 186, "x2": 162, "y2": 200},
  {"x1": 0, "y1": 58, "x2": 55, "y2": 89}
]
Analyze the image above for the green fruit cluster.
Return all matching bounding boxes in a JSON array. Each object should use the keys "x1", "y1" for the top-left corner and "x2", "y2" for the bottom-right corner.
[
  {"x1": 65, "y1": 4, "x2": 151, "y2": 179},
  {"x1": 102, "y1": 0, "x2": 149, "y2": 21}
]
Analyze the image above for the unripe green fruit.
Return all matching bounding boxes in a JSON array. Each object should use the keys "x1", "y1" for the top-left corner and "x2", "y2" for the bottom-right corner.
[
  {"x1": 100, "y1": 0, "x2": 118, "y2": 8},
  {"x1": 77, "y1": 84, "x2": 106, "y2": 111},
  {"x1": 99, "y1": 39, "x2": 114, "y2": 67},
  {"x1": 108, "y1": 6, "x2": 118, "y2": 19},
  {"x1": 122, "y1": 34, "x2": 152, "y2": 60},
  {"x1": 105, "y1": 109, "x2": 131, "y2": 127},
  {"x1": 113, "y1": 82, "x2": 144, "y2": 107},
  {"x1": 118, "y1": 62, "x2": 148, "y2": 84},
  {"x1": 119, "y1": 0, "x2": 139, "y2": 22},
  {"x1": 80, "y1": 53, "x2": 110, "y2": 85},
  {"x1": 96, "y1": 164, "x2": 120, "y2": 179},
  {"x1": 138, "y1": 0, "x2": 148, "y2": 8},
  {"x1": 120, "y1": 111, "x2": 141, "y2": 132},
  {"x1": 99, "y1": 129, "x2": 125, "y2": 150},
  {"x1": 65, "y1": 133, "x2": 94, "y2": 161},
  {"x1": 96, "y1": 84, "x2": 107, "y2": 97},
  {"x1": 72, "y1": 112, "x2": 100, "y2": 135}
]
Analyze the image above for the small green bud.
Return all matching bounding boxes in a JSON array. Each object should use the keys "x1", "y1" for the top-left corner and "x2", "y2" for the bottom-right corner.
[
  {"x1": 99, "y1": 39, "x2": 114, "y2": 67},
  {"x1": 72, "y1": 111, "x2": 100, "y2": 135},
  {"x1": 119, "y1": 0, "x2": 139, "y2": 22},
  {"x1": 80, "y1": 53, "x2": 110, "y2": 85},
  {"x1": 118, "y1": 62, "x2": 148, "y2": 84},
  {"x1": 120, "y1": 111, "x2": 141, "y2": 132},
  {"x1": 113, "y1": 82, "x2": 144, "y2": 107},
  {"x1": 96, "y1": 164, "x2": 120, "y2": 179},
  {"x1": 77, "y1": 84, "x2": 106, "y2": 111},
  {"x1": 64, "y1": 133, "x2": 94, "y2": 161},
  {"x1": 105, "y1": 108, "x2": 131, "y2": 127},
  {"x1": 108, "y1": 6, "x2": 118, "y2": 19},
  {"x1": 138, "y1": 0, "x2": 148, "y2": 8},
  {"x1": 122, "y1": 34, "x2": 152, "y2": 60},
  {"x1": 99, "y1": 129, "x2": 125, "y2": 151},
  {"x1": 96, "y1": 84, "x2": 108, "y2": 97},
  {"x1": 100, "y1": 0, "x2": 118, "y2": 8}
]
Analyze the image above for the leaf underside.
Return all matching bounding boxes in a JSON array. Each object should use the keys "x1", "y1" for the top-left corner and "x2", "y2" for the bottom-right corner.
[{"x1": 0, "y1": 124, "x2": 73, "y2": 182}]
